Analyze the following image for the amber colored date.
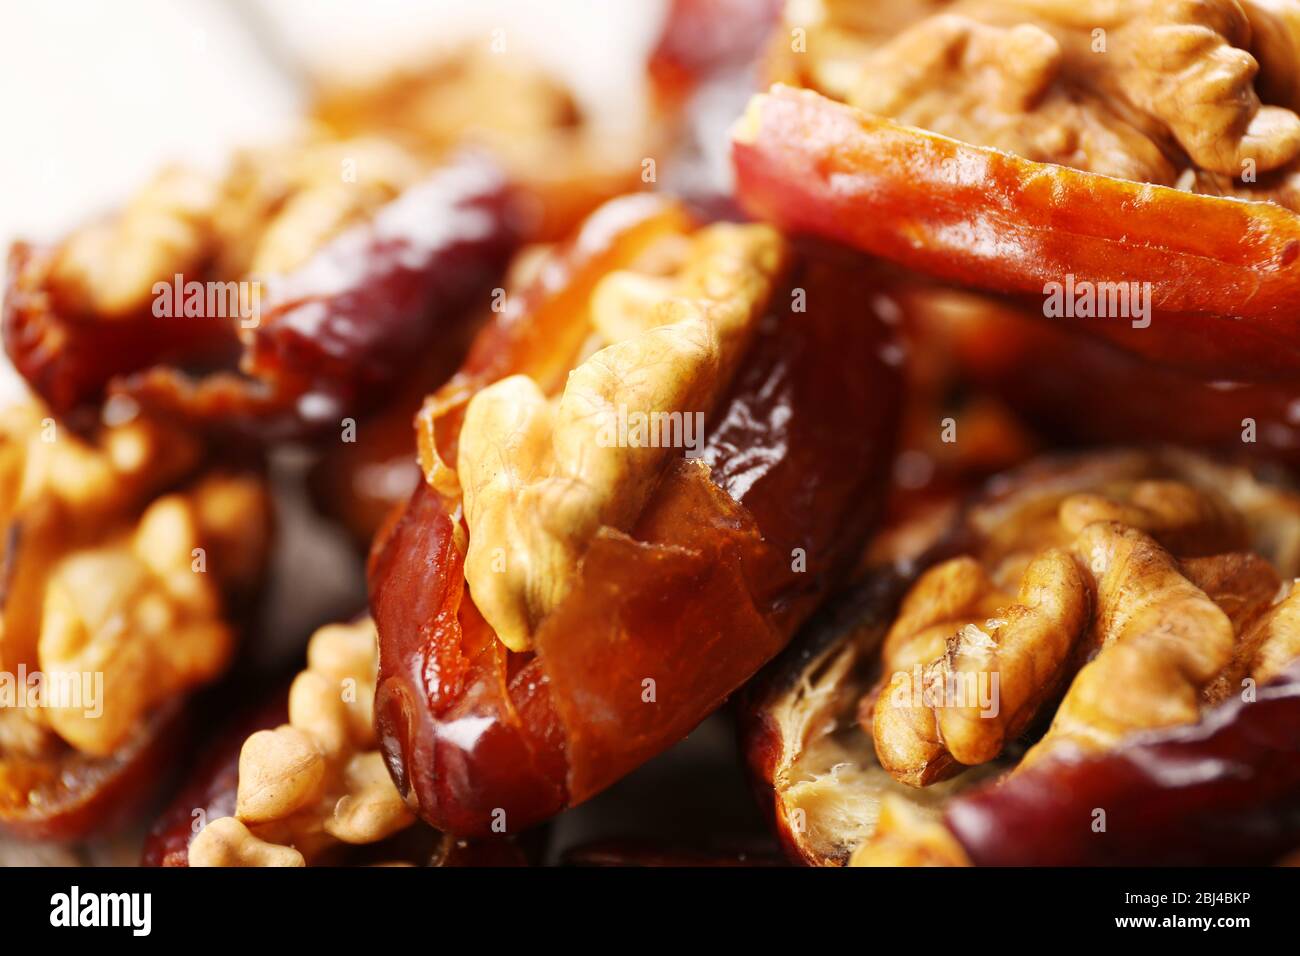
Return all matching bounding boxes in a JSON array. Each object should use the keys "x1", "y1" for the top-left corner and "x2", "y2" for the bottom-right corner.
[
  {"x1": 370, "y1": 484, "x2": 568, "y2": 836},
  {"x1": 732, "y1": 85, "x2": 1300, "y2": 382},
  {"x1": 372, "y1": 223, "x2": 901, "y2": 836}
]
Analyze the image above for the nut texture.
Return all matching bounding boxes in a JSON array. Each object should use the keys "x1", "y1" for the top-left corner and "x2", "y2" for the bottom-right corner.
[
  {"x1": 457, "y1": 223, "x2": 789, "y2": 651},
  {"x1": 866, "y1": 450, "x2": 1300, "y2": 789},
  {"x1": 189, "y1": 618, "x2": 414, "y2": 867},
  {"x1": 782, "y1": 0, "x2": 1300, "y2": 204}
]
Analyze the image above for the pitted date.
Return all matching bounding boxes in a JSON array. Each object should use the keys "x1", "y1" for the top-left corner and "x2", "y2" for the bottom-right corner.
[{"x1": 371, "y1": 197, "x2": 902, "y2": 836}]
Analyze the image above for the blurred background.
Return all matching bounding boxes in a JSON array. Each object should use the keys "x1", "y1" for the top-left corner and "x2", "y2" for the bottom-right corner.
[
  {"x1": 0, "y1": 0, "x2": 662, "y2": 242},
  {"x1": 0, "y1": 0, "x2": 667, "y2": 399}
]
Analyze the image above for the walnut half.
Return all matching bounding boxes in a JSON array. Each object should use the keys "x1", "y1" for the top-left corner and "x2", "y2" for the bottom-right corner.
[
  {"x1": 782, "y1": 0, "x2": 1300, "y2": 208},
  {"x1": 867, "y1": 449, "x2": 1300, "y2": 786},
  {"x1": 456, "y1": 222, "x2": 790, "y2": 651}
]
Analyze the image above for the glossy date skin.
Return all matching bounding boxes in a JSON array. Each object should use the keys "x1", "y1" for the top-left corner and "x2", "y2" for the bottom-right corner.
[
  {"x1": 4, "y1": 156, "x2": 517, "y2": 439},
  {"x1": 732, "y1": 86, "x2": 1300, "y2": 382},
  {"x1": 371, "y1": 204, "x2": 901, "y2": 837},
  {"x1": 946, "y1": 661, "x2": 1300, "y2": 866}
]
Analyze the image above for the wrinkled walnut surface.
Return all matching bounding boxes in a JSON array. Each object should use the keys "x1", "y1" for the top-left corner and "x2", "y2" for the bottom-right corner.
[
  {"x1": 188, "y1": 619, "x2": 413, "y2": 867},
  {"x1": 781, "y1": 0, "x2": 1300, "y2": 207},
  {"x1": 866, "y1": 449, "x2": 1300, "y2": 788},
  {"x1": 456, "y1": 221, "x2": 789, "y2": 651}
]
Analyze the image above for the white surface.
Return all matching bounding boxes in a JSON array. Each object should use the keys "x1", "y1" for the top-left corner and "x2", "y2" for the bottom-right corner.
[
  {"x1": 0, "y1": 0, "x2": 661, "y2": 244},
  {"x1": 0, "y1": 0, "x2": 301, "y2": 244}
]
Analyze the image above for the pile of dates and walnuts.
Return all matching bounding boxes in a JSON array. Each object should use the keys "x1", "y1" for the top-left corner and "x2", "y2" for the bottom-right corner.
[{"x1": 2, "y1": 0, "x2": 1300, "y2": 868}]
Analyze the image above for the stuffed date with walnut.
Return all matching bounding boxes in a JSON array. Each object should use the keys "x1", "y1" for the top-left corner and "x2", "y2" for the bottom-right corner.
[
  {"x1": 732, "y1": 0, "x2": 1300, "y2": 381},
  {"x1": 742, "y1": 448, "x2": 1300, "y2": 865},
  {"x1": 369, "y1": 194, "x2": 901, "y2": 836}
]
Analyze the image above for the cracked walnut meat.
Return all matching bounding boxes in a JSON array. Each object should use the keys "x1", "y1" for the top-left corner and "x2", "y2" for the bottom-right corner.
[
  {"x1": 454, "y1": 221, "x2": 790, "y2": 652},
  {"x1": 188, "y1": 619, "x2": 414, "y2": 866},
  {"x1": 0, "y1": 401, "x2": 269, "y2": 759},
  {"x1": 865, "y1": 449, "x2": 1300, "y2": 787},
  {"x1": 775, "y1": 0, "x2": 1300, "y2": 207}
]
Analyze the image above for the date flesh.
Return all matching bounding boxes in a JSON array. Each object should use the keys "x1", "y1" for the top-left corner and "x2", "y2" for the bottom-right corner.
[
  {"x1": 372, "y1": 233, "x2": 901, "y2": 836},
  {"x1": 732, "y1": 86, "x2": 1300, "y2": 382}
]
